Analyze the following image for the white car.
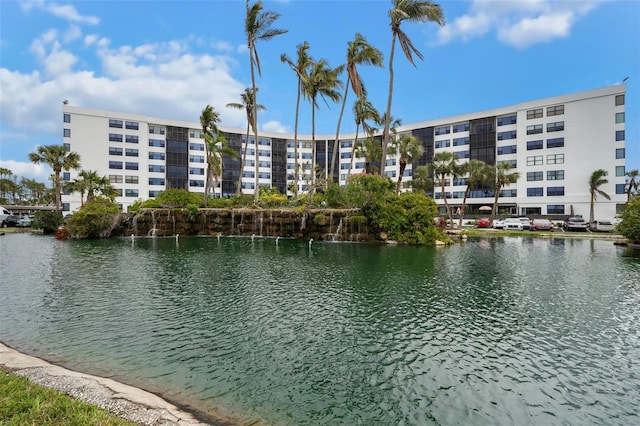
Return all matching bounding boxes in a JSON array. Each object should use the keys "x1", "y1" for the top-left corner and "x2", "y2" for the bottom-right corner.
[
  {"x1": 492, "y1": 219, "x2": 504, "y2": 229},
  {"x1": 590, "y1": 220, "x2": 614, "y2": 232},
  {"x1": 502, "y1": 218, "x2": 523, "y2": 230}
]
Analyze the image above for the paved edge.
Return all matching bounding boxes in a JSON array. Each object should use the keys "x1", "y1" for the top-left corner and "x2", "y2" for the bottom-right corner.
[{"x1": 0, "y1": 342, "x2": 244, "y2": 426}]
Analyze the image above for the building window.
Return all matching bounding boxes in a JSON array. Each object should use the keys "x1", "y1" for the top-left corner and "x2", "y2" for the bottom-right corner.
[
  {"x1": 63, "y1": 143, "x2": 71, "y2": 152},
  {"x1": 615, "y1": 94, "x2": 625, "y2": 106},
  {"x1": 616, "y1": 184, "x2": 625, "y2": 194},
  {"x1": 63, "y1": 128, "x2": 71, "y2": 137},
  {"x1": 109, "y1": 147, "x2": 123, "y2": 156},
  {"x1": 497, "y1": 115, "x2": 516, "y2": 126},
  {"x1": 190, "y1": 167, "x2": 205, "y2": 175},
  {"x1": 527, "y1": 140, "x2": 543, "y2": 150},
  {"x1": 547, "y1": 154, "x2": 564, "y2": 165},
  {"x1": 125, "y1": 135, "x2": 139, "y2": 144},
  {"x1": 453, "y1": 137, "x2": 469, "y2": 146},
  {"x1": 500, "y1": 189, "x2": 517, "y2": 197},
  {"x1": 258, "y1": 139, "x2": 271, "y2": 146},
  {"x1": 109, "y1": 119, "x2": 123, "y2": 128},
  {"x1": 547, "y1": 186, "x2": 564, "y2": 196},
  {"x1": 547, "y1": 121, "x2": 564, "y2": 132},
  {"x1": 546, "y1": 137, "x2": 564, "y2": 148},
  {"x1": 526, "y1": 124, "x2": 543, "y2": 135},
  {"x1": 149, "y1": 125, "x2": 165, "y2": 135},
  {"x1": 109, "y1": 133, "x2": 123, "y2": 142},
  {"x1": 616, "y1": 166, "x2": 625, "y2": 177},
  {"x1": 149, "y1": 177, "x2": 166, "y2": 186},
  {"x1": 526, "y1": 155, "x2": 543, "y2": 166},
  {"x1": 615, "y1": 130, "x2": 625, "y2": 141},
  {"x1": 189, "y1": 180, "x2": 205, "y2": 187},
  {"x1": 242, "y1": 171, "x2": 255, "y2": 178},
  {"x1": 124, "y1": 175, "x2": 138, "y2": 184},
  {"x1": 340, "y1": 152, "x2": 352, "y2": 159},
  {"x1": 125, "y1": 162, "x2": 138, "y2": 170},
  {"x1": 547, "y1": 170, "x2": 564, "y2": 180},
  {"x1": 189, "y1": 143, "x2": 205, "y2": 151},
  {"x1": 548, "y1": 205, "x2": 564, "y2": 214},
  {"x1": 125, "y1": 189, "x2": 139, "y2": 197},
  {"x1": 149, "y1": 165, "x2": 165, "y2": 173},
  {"x1": 527, "y1": 187, "x2": 543, "y2": 197},
  {"x1": 63, "y1": 113, "x2": 71, "y2": 123},
  {"x1": 258, "y1": 149, "x2": 271, "y2": 157},
  {"x1": 189, "y1": 155, "x2": 205, "y2": 163},
  {"x1": 109, "y1": 175, "x2": 122, "y2": 184},
  {"x1": 434, "y1": 126, "x2": 450, "y2": 135},
  {"x1": 109, "y1": 161, "x2": 123, "y2": 169},
  {"x1": 61, "y1": 172, "x2": 70, "y2": 181},
  {"x1": 189, "y1": 130, "x2": 204, "y2": 139},
  {"x1": 149, "y1": 139, "x2": 165, "y2": 148},
  {"x1": 616, "y1": 112, "x2": 625, "y2": 123},
  {"x1": 498, "y1": 159, "x2": 517, "y2": 168},
  {"x1": 455, "y1": 150, "x2": 470, "y2": 159},
  {"x1": 149, "y1": 152, "x2": 165, "y2": 160},
  {"x1": 616, "y1": 148, "x2": 625, "y2": 159},
  {"x1": 526, "y1": 108, "x2": 543, "y2": 119},
  {"x1": 546, "y1": 105, "x2": 564, "y2": 116},
  {"x1": 125, "y1": 148, "x2": 138, "y2": 157},
  {"x1": 385, "y1": 159, "x2": 396, "y2": 166},
  {"x1": 149, "y1": 190, "x2": 161, "y2": 197},
  {"x1": 527, "y1": 171, "x2": 543, "y2": 181},
  {"x1": 340, "y1": 141, "x2": 352, "y2": 148},
  {"x1": 125, "y1": 121, "x2": 139, "y2": 130},
  {"x1": 301, "y1": 153, "x2": 312, "y2": 160},
  {"x1": 435, "y1": 139, "x2": 450, "y2": 148},
  {"x1": 258, "y1": 172, "x2": 271, "y2": 179},
  {"x1": 497, "y1": 130, "x2": 517, "y2": 140},
  {"x1": 452, "y1": 123, "x2": 469, "y2": 133},
  {"x1": 241, "y1": 182, "x2": 255, "y2": 190},
  {"x1": 497, "y1": 145, "x2": 517, "y2": 155},
  {"x1": 340, "y1": 163, "x2": 351, "y2": 170},
  {"x1": 258, "y1": 161, "x2": 271, "y2": 168},
  {"x1": 245, "y1": 160, "x2": 255, "y2": 167}
]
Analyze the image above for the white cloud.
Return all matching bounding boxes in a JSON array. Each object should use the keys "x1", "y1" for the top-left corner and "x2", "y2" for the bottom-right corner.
[
  {"x1": 21, "y1": 1, "x2": 100, "y2": 25},
  {"x1": 262, "y1": 120, "x2": 290, "y2": 133},
  {"x1": 437, "y1": 0, "x2": 597, "y2": 49},
  {"x1": 0, "y1": 160, "x2": 51, "y2": 182}
]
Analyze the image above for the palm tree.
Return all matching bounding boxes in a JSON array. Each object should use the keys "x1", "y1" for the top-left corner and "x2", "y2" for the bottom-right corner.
[
  {"x1": 389, "y1": 134, "x2": 423, "y2": 194},
  {"x1": 381, "y1": 0, "x2": 444, "y2": 176},
  {"x1": 588, "y1": 169, "x2": 610, "y2": 223},
  {"x1": 625, "y1": 169, "x2": 639, "y2": 201},
  {"x1": 348, "y1": 97, "x2": 381, "y2": 180},
  {"x1": 430, "y1": 151, "x2": 460, "y2": 227},
  {"x1": 245, "y1": 0, "x2": 287, "y2": 203},
  {"x1": 330, "y1": 33, "x2": 383, "y2": 182},
  {"x1": 457, "y1": 159, "x2": 490, "y2": 228},
  {"x1": 205, "y1": 134, "x2": 239, "y2": 201},
  {"x1": 69, "y1": 170, "x2": 113, "y2": 206},
  {"x1": 29, "y1": 144, "x2": 81, "y2": 211},
  {"x1": 281, "y1": 41, "x2": 313, "y2": 199},
  {"x1": 489, "y1": 162, "x2": 520, "y2": 223},
  {"x1": 226, "y1": 88, "x2": 266, "y2": 196},
  {"x1": 302, "y1": 59, "x2": 343, "y2": 193},
  {"x1": 200, "y1": 105, "x2": 222, "y2": 205},
  {"x1": 354, "y1": 137, "x2": 383, "y2": 175},
  {"x1": 410, "y1": 165, "x2": 434, "y2": 193}
]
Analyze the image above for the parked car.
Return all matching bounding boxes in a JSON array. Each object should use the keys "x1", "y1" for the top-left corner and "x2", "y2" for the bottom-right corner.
[
  {"x1": 564, "y1": 216, "x2": 588, "y2": 232},
  {"x1": 476, "y1": 217, "x2": 491, "y2": 228},
  {"x1": 17, "y1": 216, "x2": 33, "y2": 227},
  {"x1": 1, "y1": 214, "x2": 19, "y2": 227},
  {"x1": 518, "y1": 217, "x2": 532, "y2": 230},
  {"x1": 531, "y1": 218, "x2": 554, "y2": 231},
  {"x1": 589, "y1": 220, "x2": 614, "y2": 232},
  {"x1": 492, "y1": 219, "x2": 504, "y2": 229},
  {"x1": 503, "y1": 218, "x2": 523, "y2": 230}
]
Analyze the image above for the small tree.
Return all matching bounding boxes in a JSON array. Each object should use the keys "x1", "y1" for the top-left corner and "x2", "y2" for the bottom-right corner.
[
  {"x1": 66, "y1": 197, "x2": 121, "y2": 238},
  {"x1": 589, "y1": 169, "x2": 610, "y2": 223},
  {"x1": 618, "y1": 197, "x2": 640, "y2": 243}
]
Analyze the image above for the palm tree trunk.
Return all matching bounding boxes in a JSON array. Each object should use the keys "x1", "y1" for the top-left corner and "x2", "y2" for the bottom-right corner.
[
  {"x1": 458, "y1": 186, "x2": 471, "y2": 228},
  {"x1": 381, "y1": 32, "x2": 397, "y2": 177},
  {"x1": 54, "y1": 170, "x2": 61, "y2": 211},
  {"x1": 396, "y1": 159, "x2": 406, "y2": 195},
  {"x1": 237, "y1": 122, "x2": 251, "y2": 196},
  {"x1": 250, "y1": 46, "x2": 259, "y2": 204},
  {"x1": 330, "y1": 79, "x2": 351, "y2": 182},
  {"x1": 347, "y1": 125, "x2": 360, "y2": 181},
  {"x1": 590, "y1": 194, "x2": 595, "y2": 223},
  {"x1": 491, "y1": 186, "x2": 500, "y2": 223},
  {"x1": 441, "y1": 174, "x2": 453, "y2": 227},
  {"x1": 293, "y1": 79, "x2": 301, "y2": 199},
  {"x1": 310, "y1": 101, "x2": 316, "y2": 202}
]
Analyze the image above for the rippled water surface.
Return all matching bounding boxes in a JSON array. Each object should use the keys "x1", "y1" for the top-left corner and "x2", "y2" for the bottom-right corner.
[{"x1": 2, "y1": 233, "x2": 639, "y2": 425}]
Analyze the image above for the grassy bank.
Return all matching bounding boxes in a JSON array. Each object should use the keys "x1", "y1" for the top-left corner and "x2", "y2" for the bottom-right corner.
[{"x1": 0, "y1": 369, "x2": 135, "y2": 426}]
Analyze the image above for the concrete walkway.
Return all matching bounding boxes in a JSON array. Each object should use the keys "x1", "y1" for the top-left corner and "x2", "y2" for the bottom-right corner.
[{"x1": 0, "y1": 342, "x2": 242, "y2": 426}]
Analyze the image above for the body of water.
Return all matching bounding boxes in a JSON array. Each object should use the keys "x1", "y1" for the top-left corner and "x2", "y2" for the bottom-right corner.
[{"x1": 1, "y1": 233, "x2": 639, "y2": 425}]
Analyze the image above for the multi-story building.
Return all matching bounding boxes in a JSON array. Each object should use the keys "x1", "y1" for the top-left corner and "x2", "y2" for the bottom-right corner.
[{"x1": 61, "y1": 84, "x2": 627, "y2": 220}]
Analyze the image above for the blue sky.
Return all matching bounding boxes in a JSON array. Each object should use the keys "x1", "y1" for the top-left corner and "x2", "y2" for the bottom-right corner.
[{"x1": 1, "y1": 0, "x2": 638, "y2": 183}]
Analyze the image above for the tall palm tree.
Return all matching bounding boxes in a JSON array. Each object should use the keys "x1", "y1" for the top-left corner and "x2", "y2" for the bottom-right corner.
[
  {"x1": 200, "y1": 105, "x2": 222, "y2": 205},
  {"x1": 205, "y1": 134, "x2": 239, "y2": 201},
  {"x1": 429, "y1": 151, "x2": 460, "y2": 227},
  {"x1": 381, "y1": 0, "x2": 444, "y2": 176},
  {"x1": 330, "y1": 33, "x2": 383, "y2": 181},
  {"x1": 589, "y1": 169, "x2": 610, "y2": 223},
  {"x1": 457, "y1": 159, "x2": 491, "y2": 228},
  {"x1": 354, "y1": 137, "x2": 383, "y2": 175},
  {"x1": 625, "y1": 169, "x2": 639, "y2": 201},
  {"x1": 489, "y1": 162, "x2": 520, "y2": 223},
  {"x1": 70, "y1": 170, "x2": 113, "y2": 206},
  {"x1": 302, "y1": 59, "x2": 343, "y2": 193},
  {"x1": 348, "y1": 97, "x2": 381, "y2": 180},
  {"x1": 29, "y1": 144, "x2": 81, "y2": 211},
  {"x1": 226, "y1": 88, "x2": 266, "y2": 196},
  {"x1": 410, "y1": 165, "x2": 434, "y2": 193},
  {"x1": 245, "y1": 0, "x2": 287, "y2": 203},
  {"x1": 281, "y1": 41, "x2": 313, "y2": 199},
  {"x1": 389, "y1": 134, "x2": 423, "y2": 194}
]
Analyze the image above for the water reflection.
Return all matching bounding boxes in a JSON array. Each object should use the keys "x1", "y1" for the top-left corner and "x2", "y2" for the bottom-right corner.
[{"x1": 1, "y1": 233, "x2": 639, "y2": 425}]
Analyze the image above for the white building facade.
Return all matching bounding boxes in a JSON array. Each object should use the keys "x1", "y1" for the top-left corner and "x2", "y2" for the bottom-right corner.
[{"x1": 61, "y1": 85, "x2": 628, "y2": 220}]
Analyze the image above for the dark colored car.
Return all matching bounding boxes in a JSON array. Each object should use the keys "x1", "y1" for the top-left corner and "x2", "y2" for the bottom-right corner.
[
  {"x1": 1, "y1": 214, "x2": 20, "y2": 227},
  {"x1": 476, "y1": 217, "x2": 491, "y2": 228},
  {"x1": 531, "y1": 218, "x2": 554, "y2": 231},
  {"x1": 564, "y1": 216, "x2": 588, "y2": 231}
]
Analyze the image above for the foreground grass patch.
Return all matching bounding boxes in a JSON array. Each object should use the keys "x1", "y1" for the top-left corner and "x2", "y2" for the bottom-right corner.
[{"x1": 0, "y1": 369, "x2": 135, "y2": 426}]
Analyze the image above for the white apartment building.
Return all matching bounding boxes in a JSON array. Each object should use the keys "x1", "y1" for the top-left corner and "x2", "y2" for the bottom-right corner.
[{"x1": 61, "y1": 84, "x2": 627, "y2": 220}]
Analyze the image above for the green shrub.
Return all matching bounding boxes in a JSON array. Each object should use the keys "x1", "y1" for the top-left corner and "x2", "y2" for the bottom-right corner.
[
  {"x1": 344, "y1": 174, "x2": 395, "y2": 208},
  {"x1": 186, "y1": 204, "x2": 199, "y2": 221},
  {"x1": 260, "y1": 192, "x2": 287, "y2": 207},
  {"x1": 314, "y1": 213, "x2": 326, "y2": 224},
  {"x1": 325, "y1": 183, "x2": 349, "y2": 208},
  {"x1": 66, "y1": 197, "x2": 121, "y2": 238},
  {"x1": 618, "y1": 198, "x2": 640, "y2": 243},
  {"x1": 140, "y1": 199, "x2": 161, "y2": 209},
  {"x1": 207, "y1": 198, "x2": 234, "y2": 208},
  {"x1": 154, "y1": 189, "x2": 202, "y2": 208},
  {"x1": 32, "y1": 211, "x2": 63, "y2": 233},
  {"x1": 347, "y1": 215, "x2": 367, "y2": 225}
]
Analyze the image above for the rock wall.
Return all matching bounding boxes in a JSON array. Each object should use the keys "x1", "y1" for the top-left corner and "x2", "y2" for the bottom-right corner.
[{"x1": 114, "y1": 208, "x2": 377, "y2": 242}]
